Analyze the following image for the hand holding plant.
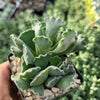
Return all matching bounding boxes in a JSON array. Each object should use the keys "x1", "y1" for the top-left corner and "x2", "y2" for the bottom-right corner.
[{"x1": 0, "y1": 61, "x2": 21, "y2": 100}]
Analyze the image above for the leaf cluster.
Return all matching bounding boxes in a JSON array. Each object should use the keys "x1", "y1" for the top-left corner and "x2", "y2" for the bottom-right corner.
[{"x1": 11, "y1": 17, "x2": 78, "y2": 97}]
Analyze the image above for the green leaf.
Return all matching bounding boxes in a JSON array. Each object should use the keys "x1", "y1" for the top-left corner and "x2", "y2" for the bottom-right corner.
[
  {"x1": 32, "y1": 19, "x2": 39, "y2": 28},
  {"x1": 73, "y1": 34, "x2": 85, "y2": 51},
  {"x1": 61, "y1": 64, "x2": 76, "y2": 75},
  {"x1": 10, "y1": 34, "x2": 24, "y2": 50},
  {"x1": 30, "y1": 68, "x2": 49, "y2": 86},
  {"x1": 50, "y1": 55, "x2": 62, "y2": 66},
  {"x1": 11, "y1": 75, "x2": 31, "y2": 91},
  {"x1": 49, "y1": 66, "x2": 65, "y2": 76},
  {"x1": 52, "y1": 29, "x2": 76, "y2": 54},
  {"x1": 21, "y1": 56, "x2": 33, "y2": 72},
  {"x1": 34, "y1": 53, "x2": 52, "y2": 69},
  {"x1": 23, "y1": 44, "x2": 34, "y2": 65},
  {"x1": 60, "y1": 56, "x2": 76, "y2": 75},
  {"x1": 45, "y1": 76, "x2": 62, "y2": 88},
  {"x1": 30, "y1": 65, "x2": 64, "y2": 86},
  {"x1": 20, "y1": 67, "x2": 41, "y2": 79},
  {"x1": 19, "y1": 29, "x2": 35, "y2": 50},
  {"x1": 62, "y1": 42, "x2": 76, "y2": 55},
  {"x1": 32, "y1": 20, "x2": 45, "y2": 37},
  {"x1": 57, "y1": 73, "x2": 76, "y2": 90},
  {"x1": 21, "y1": 61, "x2": 29, "y2": 72},
  {"x1": 45, "y1": 17, "x2": 64, "y2": 41},
  {"x1": 33, "y1": 36, "x2": 52, "y2": 54},
  {"x1": 29, "y1": 85, "x2": 44, "y2": 97},
  {"x1": 11, "y1": 46, "x2": 22, "y2": 57}
]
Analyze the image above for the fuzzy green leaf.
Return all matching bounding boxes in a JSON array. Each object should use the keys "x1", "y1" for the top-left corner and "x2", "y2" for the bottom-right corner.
[
  {"x1": 29, "y1": 85, "x2": 44, "y2": 97},
  {"x1": 11, "y1": 46, "x2": 22, "y2": 57},
  {"x1": 10, "y1": 34, "x2": 24, "y2": 50},
  {"x1": 33, "y1": 36, "x2": 52, "y2": 54},
  {"x1": 45, "y1": 17, "x2": 64, "y2": 41},
  {"x1": 30, "y1": 68, "x2": 49, "y2": 86},
  {"x1": 49, "y1": 66, "x2": 65, "y2": 76},
  {"x1": 34, "y1": 53, "x2": 52, "y2": 69},
  {"x1": 52, "y1": 29, "x2": 76, "y2": 54},
  {"x1": 11, "y1": 75, "x2": 31, "y2": 91},
  {"x1": 21, "y1": 61, "x2": 30, "y2": 72},
  {"x1": 21, "y1": 56, "x2": 33, "y2": 72},
  {"x1": 32, "y1": 20, "x2": 45, "y2": 36},
  {"x1": 32, "y1": 19, "x2": 39, "y2": 28},
  {"x1": 30, "y1": 65, "x2": 64, "y2": 86},
  {"x1": 60, "y1": 56, "x2": 76, "y2": 74},
  {"x1": 19, "y1": 29, "x2": 35, "y2": 50},
  {"x1": 50, "y1": 55, "x2": 62, "y2": 66},
  {"x1": 57, "y1": 73, "x2": 76, "y2": 90},
  {"x1": 20, "y1": 67, "x2": 41, "y2": 79},
  {"x1": 73, "y1": 34, "x2": 85, "y2": 51},
  {"x1": 45, "y1": 76, "x2": 62, "y2": 88},
  {"x1": 23, "y1": 44, "x2": 34, "y2": 65},
  {"x1": 62, "y1": 64, "x2": 76, "y2": 75}
]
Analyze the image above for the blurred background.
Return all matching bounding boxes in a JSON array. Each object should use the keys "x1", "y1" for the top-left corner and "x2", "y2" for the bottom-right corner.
[{"x1": 0, "y1": 0, "x2": 100, "y2": 100}]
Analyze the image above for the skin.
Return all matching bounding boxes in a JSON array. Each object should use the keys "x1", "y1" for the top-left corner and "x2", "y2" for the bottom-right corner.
[{"x1": 0, "y1": 61, "x2": 21, "y2": 100}]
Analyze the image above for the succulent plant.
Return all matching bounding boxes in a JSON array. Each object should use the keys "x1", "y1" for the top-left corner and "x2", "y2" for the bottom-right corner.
[{"x1": 9, "y1": 17, "x2": 82, "y2": 99}]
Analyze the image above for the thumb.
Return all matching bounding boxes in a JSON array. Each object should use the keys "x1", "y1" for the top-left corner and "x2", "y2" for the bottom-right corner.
[{"x1": 0, "y1": 61, "x2": 12, "y2": 100}]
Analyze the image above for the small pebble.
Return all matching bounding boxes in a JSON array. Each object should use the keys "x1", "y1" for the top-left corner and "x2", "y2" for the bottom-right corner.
[
  {"x1": 32, "y1": 94, "x2": 36, "y2": 99},
  {"x1": 23, "y1": 90, "x2": 28, "y2": 97},
  {"x1": 51, "y1": 87, "x2": 59, "y2": 93},
  {"x1": 58, "y1": 90, "x2": 63, "y2": 94},
  {"x1": 24, "y1": 97, "x2": 33, "y2": 100},
  {"x1": 27, "y1": 90, "x2": 32, "y2": 96},
  {"x1": 75, "y1": 79, "x2": 81, "y2": 84},
  {"x1": 44, "y1": 89, "x2": 54, "y2": 98},
  {"x1": 36, "y1": 95, "x2": 41, "y2": 99},
  {"x1": 55, "y1": 93, "x2": 61, "y2": 97}
]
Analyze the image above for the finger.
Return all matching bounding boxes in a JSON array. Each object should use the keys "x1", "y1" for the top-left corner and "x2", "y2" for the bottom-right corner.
[
  {"x1": 0, "y1": 61, "x2": 11, "y2": 99},
  {"x1": 0, "y1": 61, "x2": 10, "y2": 69},
  {"x1": 0, "y1": 61, "x2": 22, "y2": 100}
]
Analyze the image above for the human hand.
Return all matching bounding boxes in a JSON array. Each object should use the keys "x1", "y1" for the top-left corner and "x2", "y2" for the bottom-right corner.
[{"x1": 0, "y1": 61, "x2": 21, "y2": 100}]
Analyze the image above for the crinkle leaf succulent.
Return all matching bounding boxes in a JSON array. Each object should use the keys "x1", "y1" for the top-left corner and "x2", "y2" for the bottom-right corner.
[
  {"x1": 10, "y1": 17, "x2": 79, "y2": 97},
  {"x1": 45, "y1": 76, "x2": 62, "y2": 88}
]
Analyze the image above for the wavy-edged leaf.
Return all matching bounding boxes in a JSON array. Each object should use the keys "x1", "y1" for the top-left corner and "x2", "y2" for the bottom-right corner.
[
  {"x1": 11, "y1": 46, "x2": 22, "y2": 57},
  {"x1": 32, "y1": 19, "x2": 46, "y2": 36},
  {"x1": 50, "y1": 55, "x2": 62, "y2": 66},
  {"x1": 60, "y1": 57, "x2": 76, "y2": 74},
  {"x1": 32, "y1": 19, "x2": 39, "y2": 28},
  {"x1": 45, "y1": 17, "x2": 64, "y2": 41},
  {"x1": 10, "y1": 34, "x2": 24, "y2": 50},
  {"x1": 61, "y1": 64, "x2": 76, "y2": 75},
  {"x1": 32, "y1": 19, "x2": 41, "y2": 35},
  {"x1": 30, "y1": 65, "x2": 64, "y2": 86},
  {"x1": 29, "y1": 85, "x2": 44, "y2": 97},
  {"x1": 57, "y1": 73, "x2": 76, "y2": 90},
  {"x1": 49, "y1": 66, "x2": 65, "y2": 76},
  {"x1": 33, "y1": 36, "x2": 52, "y2": 54},
  {"x1": 45, "y1": 76, "x2": 62, "y2": 88},
  {"x1": 21, "y1": 56, "x2": 33, "y2": 72},
  {"x1": 30, "y1": 68, "x2": 49, "y2": 86},
  {"x1": 21, "y1": 61, "x2": 30, "y2": 72},
  {"x1": 34, "y1": 53, "x2": 52, "y2": 69},
  {"x1": 11, "y1": 75, "x2": 31, "y2": 91},
  {"x1": 20, "y1": 67, "x2": 41, "y2": 79},
  {"x1": 73, "y1": 34, "x2": 85, "y2": 51},
  {"x1": 23, "y1": 44, "x2": 34, "y2": 65},
  {"x1": 52, "y1": 29, "x2": 76, "y2": 54},
  {"x1": 19, "y1": 29, "x2": 35, "y2": 50}
]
